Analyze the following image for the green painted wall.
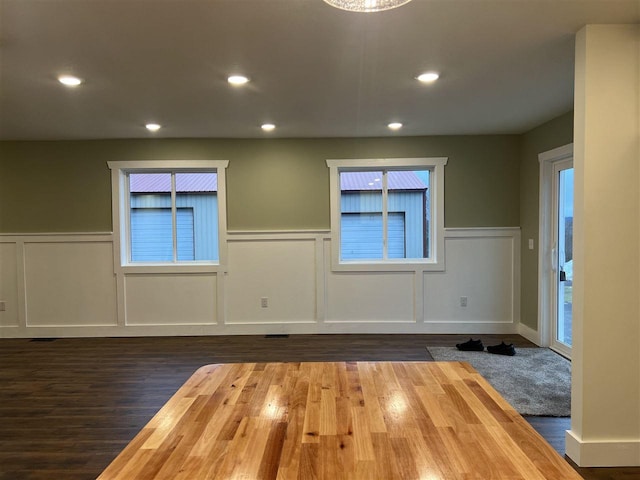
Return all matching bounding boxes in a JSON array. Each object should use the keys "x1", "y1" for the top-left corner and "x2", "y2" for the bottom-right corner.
[
  {"x1": 519, "y1": 111, "x2": 574, "y2": 330},
  {"x1": 0, "y1": 141, "x2": 114, "y2": 233},
  {"x1": 0, "y1": 136, "x2": 520, "y2": 233}
]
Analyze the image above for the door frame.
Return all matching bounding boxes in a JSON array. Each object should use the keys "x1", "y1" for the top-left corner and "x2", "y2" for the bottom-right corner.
[{"x1": 538, "y1": 143, "x2": 573, "y2": 357}]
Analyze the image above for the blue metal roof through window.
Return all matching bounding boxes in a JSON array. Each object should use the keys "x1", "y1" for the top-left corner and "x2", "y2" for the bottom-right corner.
[
  {"x1": 339, "y1": 169, "x2": 428, "y2": 260},
  {"x1": 128, "y1": 171, "x2": 219, "y2": 262}
]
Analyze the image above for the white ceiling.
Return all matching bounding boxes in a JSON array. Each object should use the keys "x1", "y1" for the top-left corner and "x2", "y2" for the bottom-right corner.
[{"x1": 1, "y1": 0, "x2": 638, "y2": 140}]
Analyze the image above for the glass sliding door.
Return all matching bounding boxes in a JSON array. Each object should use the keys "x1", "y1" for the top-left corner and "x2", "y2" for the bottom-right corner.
[{"x1": 552, "y1": 162, "x2": 573, "y2": 356}]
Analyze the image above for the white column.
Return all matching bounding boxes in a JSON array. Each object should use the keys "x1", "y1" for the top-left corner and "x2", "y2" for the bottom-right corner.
[{"x1": 568, "y1": 24, "x2": 640, "y2": 467}]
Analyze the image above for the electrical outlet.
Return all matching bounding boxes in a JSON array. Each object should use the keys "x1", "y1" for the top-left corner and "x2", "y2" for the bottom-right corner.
[
  {"x1": 0, "y1": 301, "x2": 5, "y2": 311},
  {"x1": 261, "y1": 297, "x2": 268, "y2": 308},
  {"x1": 460, "y1": 296, "x2": 468, "y2": 307}
]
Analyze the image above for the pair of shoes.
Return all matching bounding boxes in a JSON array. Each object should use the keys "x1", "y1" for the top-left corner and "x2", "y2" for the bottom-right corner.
[
  {"x1": 456, "y1": 338, "x2": 484, "y2": 351},
  {"x1": 487, "y1": 341, "x2": 516, "y2": 356},
  {"x1": 455, "y1": 338, "x2": 517, "y2": 356}
]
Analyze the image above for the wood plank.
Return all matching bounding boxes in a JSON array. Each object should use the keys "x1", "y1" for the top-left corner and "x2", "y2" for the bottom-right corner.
[{"x1": 97, "y1": 361, "x2": 583, "y2": 479}]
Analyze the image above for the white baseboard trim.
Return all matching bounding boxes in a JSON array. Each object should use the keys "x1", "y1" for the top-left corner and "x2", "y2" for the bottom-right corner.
[
  {"x1": 0, "y1": 321, "x2": 519, "y2": 338},
  {"x1": 518, "y1": 323, "x2": 541, "y2": 345},
  {"x1": 566, "y1": 430, "x2": 640, "y2": 467}
]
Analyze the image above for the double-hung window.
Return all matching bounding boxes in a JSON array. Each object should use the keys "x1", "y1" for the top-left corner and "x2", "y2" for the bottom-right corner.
[
  {"x1": 326, "y1": 157, "x2": 447, "y2": 271},
  {"x1": 108, "y1": 161, "x2": 228, "y2": 267}
]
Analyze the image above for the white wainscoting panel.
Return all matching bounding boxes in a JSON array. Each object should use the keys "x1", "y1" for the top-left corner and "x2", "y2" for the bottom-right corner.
[
  {"x1": 0, "y1": 242, "x2": 19, "y2": 327},
  {"x1": 24, "y1": 241, "x2": 117, "y2": 327},
  {"x1": 325, "y1": 271, "x2": 415, "y2": 322},
  {"x1": 225, "y1": 236, "x2": 318, "y2": 324},
  {"x1": 1, "y1": 228, "x2": 521, "y2": 336},
  {"x1": 124, "y1": 274, "x2": 217, "y2": 326},
  {"x1": 424, "y1": 229, "x2": 519, "y2": 331}
]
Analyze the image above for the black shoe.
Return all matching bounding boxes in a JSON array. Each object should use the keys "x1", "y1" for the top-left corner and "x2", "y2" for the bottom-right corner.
[
  {"x1": 487, "y1": 341, "x2": 516, "y2": 356},
  {"x1": 456, "y1": 338, "x2": 484, "y2": 351}
]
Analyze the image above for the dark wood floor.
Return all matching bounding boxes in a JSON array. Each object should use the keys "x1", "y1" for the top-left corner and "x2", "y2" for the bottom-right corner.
[{"x1": 1, "y1": 334, "x2": 638, "y2": 480}]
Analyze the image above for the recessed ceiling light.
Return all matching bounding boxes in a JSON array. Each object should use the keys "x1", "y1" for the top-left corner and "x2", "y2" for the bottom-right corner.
[
  {"x1": 58, "y1": 75, "x2": 82, "y2": 87},
  {"x1": 416, "y1": 72, "x2": 440, "y2": 83},
  {"x1": 145, "y1": 123, "x2": 161, "y2": 132},
  {"x1": 261, "y1": 123, "x2": 276, "y2": 132},
  {"x1": 388, "y1": 122, "x2": 403, "y2": 130},
  {"x1": 228, "y1": 75, "x2": 249, "y2": 86}
]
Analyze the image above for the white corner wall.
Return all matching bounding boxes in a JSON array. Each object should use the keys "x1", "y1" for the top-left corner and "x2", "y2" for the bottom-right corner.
[
  {"x1": 0, "y1": 227, "x2": 520, "y2": 337},
  {"x1": 568, "y1": 24, "x2": 640, "y2": 467}
]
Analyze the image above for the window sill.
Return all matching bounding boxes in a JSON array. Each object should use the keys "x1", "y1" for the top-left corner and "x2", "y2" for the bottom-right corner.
[
  {"x1": 331, "y1": 260, "x2": 444, "y2": 273},
  {"x1": 118, "y1": 263, "x2": 224, "y2": 275}
]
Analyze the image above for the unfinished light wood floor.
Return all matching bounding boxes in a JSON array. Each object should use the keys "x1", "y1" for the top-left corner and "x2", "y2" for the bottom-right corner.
[{"x1": 97, "y1": 361, "x2": 581, "y2": 480}]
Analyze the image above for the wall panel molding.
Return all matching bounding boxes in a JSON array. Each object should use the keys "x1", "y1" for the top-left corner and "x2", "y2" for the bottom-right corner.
[
  {"x1": 1, "y1": 228, "x2": 521, "y2": 337},
  {"x1": 0, "y1": 242, "x2": 20, "y2": 327},
  {"x1": 23, "y1": 241, "x2": 117, "y2": 327}
]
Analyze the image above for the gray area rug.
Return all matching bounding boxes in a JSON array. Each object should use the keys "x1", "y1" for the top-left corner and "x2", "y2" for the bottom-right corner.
[{"x1": 426, "y1": 346, "x2": 571, "y2": 417}]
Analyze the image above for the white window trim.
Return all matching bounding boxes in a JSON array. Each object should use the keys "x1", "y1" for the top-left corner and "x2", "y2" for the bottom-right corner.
[
  {"x1": 326, "y1": 157, "x2": 447, "y2": 272},
  {"x1": 107, "y1": 160, "x2": 229, "y2": 273},
  {"x1": 537, "y1": 143, "x2": 573, "y2": 355}
]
